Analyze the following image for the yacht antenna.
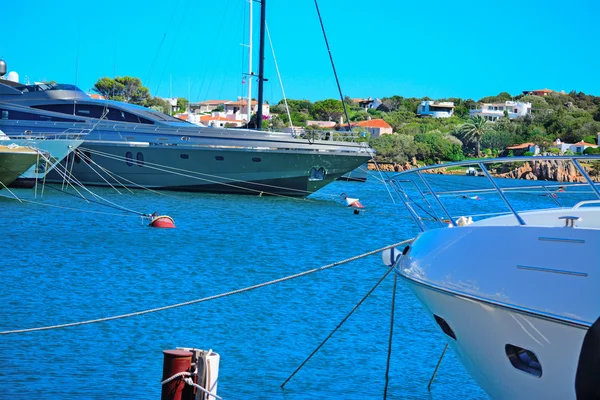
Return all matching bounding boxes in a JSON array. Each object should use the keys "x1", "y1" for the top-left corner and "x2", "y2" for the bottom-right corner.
[
  {"x1": 314, "y1": 0, "x2": 352, "y2": 132},
  {"x1": 247, "y1": 0, "x2": 253, "y2": 124},
  {"x1": 255, "y1": 0, "x2": 266, "y2": 131}
]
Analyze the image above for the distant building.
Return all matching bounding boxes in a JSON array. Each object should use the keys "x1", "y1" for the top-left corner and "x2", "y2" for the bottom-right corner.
[
  {"x1": 552, "y1": 139, "x2": 598, "y2": 154},
  {"x1": 505, "y1": 142, "x2": 539, "y2": 156},
  {"x1": 470, "y1": 101, "x2": 531, "y2": 122},
  {"x1": 353, "y1": 118, "x2": 392, "y2": 138},
  {"x1": 522, "y1": 88, "x2": 553, "y2": 96},
  {"x1": 417, "y1": 101, "x2": 455, "y2": 118},
  {"x1": 190, "y1": 100, "x2": 229, "y2": 114},
  {"x1": 351, "y1": 97, "x2": 382, "y2": 110},
  {"x1": 305, "y1": 120, "x2": 337, "y2": 128}
]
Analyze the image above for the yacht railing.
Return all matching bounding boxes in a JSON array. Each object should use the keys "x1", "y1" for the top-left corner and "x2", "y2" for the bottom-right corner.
[{"x1": 388, "y1": 155, "x2": 600, "y2": 232}]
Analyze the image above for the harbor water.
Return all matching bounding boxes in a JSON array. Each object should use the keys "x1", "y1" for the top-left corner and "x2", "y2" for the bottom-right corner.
[{"x1": 0, "y1": 175, "x2": 490, "y2": 399}]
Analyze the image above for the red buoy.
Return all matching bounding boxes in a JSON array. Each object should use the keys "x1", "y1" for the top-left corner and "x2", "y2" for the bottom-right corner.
[{"x1": 149, "y1": 215, "x2": 176, "y2": 228}]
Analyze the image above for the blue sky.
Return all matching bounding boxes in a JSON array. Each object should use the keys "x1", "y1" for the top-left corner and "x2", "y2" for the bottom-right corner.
[{"x1": 3, "y1": 0, "x2": 598, "y2": 103}]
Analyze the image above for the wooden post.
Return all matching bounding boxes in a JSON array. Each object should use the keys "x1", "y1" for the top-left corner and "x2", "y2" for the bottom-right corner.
[{"x1": 161, "y1": 349, "x2": 193, "y2": 400}]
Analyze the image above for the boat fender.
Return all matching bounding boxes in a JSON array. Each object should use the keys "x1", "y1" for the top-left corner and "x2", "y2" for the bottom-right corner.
[{"x1": 382, "y1": 247, "x2": 402, "y2": 267}]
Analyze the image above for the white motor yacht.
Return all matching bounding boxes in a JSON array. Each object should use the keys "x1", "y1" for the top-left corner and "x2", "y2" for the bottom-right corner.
[{"x1": 388, "y1": 156, "x2": 600, "y2": 399}]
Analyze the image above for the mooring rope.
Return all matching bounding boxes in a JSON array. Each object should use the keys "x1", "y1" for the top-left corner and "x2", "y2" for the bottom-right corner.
[
  {"x1": 0, "y1": 194, "x2": 136, "y2": 217},
  {"x1": 0, "y1": 239, "x2": 413, "y2": 335},
  {"x1": 281, "y1": 263, "x2": 396, "y2": 388}
]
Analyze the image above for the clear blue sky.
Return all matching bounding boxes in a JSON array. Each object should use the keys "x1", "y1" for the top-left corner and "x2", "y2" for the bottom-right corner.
[{"x1": 3, "y1": 0, "x2": 598, "y2": 103}]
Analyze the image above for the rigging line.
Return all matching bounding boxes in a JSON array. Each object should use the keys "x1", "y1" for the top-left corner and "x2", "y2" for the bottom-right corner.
[
  {"x1": 76, "y1": 151, "x2": 179, "y2": 199},
  {"x1": 427, "y1": 343, "x2": 448, "y2": 391},
  {"x1": 366, "y1": 149, "x2": 395, "y2": 204},
  {"x1": 49, "y1": 156, "x2": 91, "y2": 203},
  {"x1": 42, "y1": 184, "x2": 145, "y2": 216},
  {"x1": 0, "y1": 238, "x2": 414, "y2": 336},
  {"x1": 145, "y1": 0, "x2": 182, "y2": 84},
  {"x1": 383, "y1": 274, "x2": 398, "y2": 399},
  {"x1": 281, "y1": 264, "x2": 396, "y2": 388},
  {"x1": 78, "y1": 149, "x2": 135, "y2": 194},
  {"x1": 313, "y1": 0, "x2": 351, "y2": 132},
  {"x1": 0, "y1": 193, "x2": 134, "y2": 217},
  {"x1": 194, "y1": 0, "x2": 235, "y2": 101},
  {"x1": 47, "y1": 161, "x2": 146, "y2": 216},
  {"x1": 155, "y1": 0, "x2": 194, "y2": 96},
  {"x1": 79, "y1": 147, "x2": 323, "y2": 199},
  {"x1": 75, "y1": 149, "x2": 124, "y2": 194},
  {"x1": 265, "y1": 22, "x2": 294, "y2": 132},
  {"x1": 0, "y1": 179, "x2": 22, "y2": 203}
]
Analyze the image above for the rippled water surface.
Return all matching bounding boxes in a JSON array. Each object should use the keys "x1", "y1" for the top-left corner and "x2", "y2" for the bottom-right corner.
[{"x1": 0, "y1": 176, "x2": 498, "y2": 399}]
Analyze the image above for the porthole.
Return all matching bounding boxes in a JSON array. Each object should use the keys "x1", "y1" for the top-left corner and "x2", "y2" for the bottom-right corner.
[
  {"x1": 136, "y1": 152, "x2": 144, "y2": 167},
  {"x1": 505, "y1": 344, "x2": 542, "y2": 377},
  {"x1": 309, "y1": 167, "x2": 326, "y2": 181},
  {"x1": 215, "y1": 156, "x2": 224, "y2": 161},
  {"x1": 252, "y1": 157, "x2": 261, "y2": 162},
  {"x1": 125, "y1": 151, "x2": 133, "y2": 166},
  {"x1": 180, "y1": 154, "x2": 189, "y2": 159},
  {"x1": 434, "y1": 315, "x2": 456, "y2": 340},
  {"x1": 181, "y1": 136, "x2": 190, "y2": 141}
]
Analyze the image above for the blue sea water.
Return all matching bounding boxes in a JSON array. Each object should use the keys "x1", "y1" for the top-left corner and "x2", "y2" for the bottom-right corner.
[{"x1": 0, "y1": 173, "x2": 538, "y2": 400}]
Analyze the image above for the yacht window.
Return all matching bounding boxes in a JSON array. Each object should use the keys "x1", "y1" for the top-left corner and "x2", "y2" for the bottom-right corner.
[
  {"x1": 75, "y1": 105, "x2": 106, "y2": 118},
  {"x1": 0, "y1": 108, "x2": 81, "y2": 122},
  {"x1": 125, "y1": 151, "x2": 133, "y2": 166},
  {"x1": 74, "y1": 153, "x2": 81, "y2": 164},
  {"x1": 505, "y1": 344, "x2": 542, "y2": 377},
  {"x1": 136, "y1": 152, "x2": 144, "y2": 167},
  {"x1": 180, "y1": 154, "x2": 189, "y2": 159},
  {"x1": 106, "y1": 107, "x2": 144, "y2": 123},
  {"x1": 252, "y1": 157, "x2": 261, "y2": 162},
  {"x1": 434, "y1": 315, "x2": 456, "y2": 340},
  {"x1": 215, "y1": 156, "x2": 224, "y2": 161},
  {"x1": 83, "y1": 151, "x2": 92, "y2": 164}
]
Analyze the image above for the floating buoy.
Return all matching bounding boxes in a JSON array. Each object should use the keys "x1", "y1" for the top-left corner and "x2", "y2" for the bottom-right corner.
[
  {"x1": 341, "y1": 192, "x2": 364, "y2": 208},
  {"x1": 149, "y1": 215, "x2": 176, "y2": 228}
]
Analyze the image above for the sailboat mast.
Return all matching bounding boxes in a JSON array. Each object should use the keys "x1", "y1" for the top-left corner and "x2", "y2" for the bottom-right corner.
[
  {"x1": 247, "y1": 0, "x2": 253, "y2": 124},
  {"x1": 256, "y1": 0, "x2": 266, "y2": 131}
]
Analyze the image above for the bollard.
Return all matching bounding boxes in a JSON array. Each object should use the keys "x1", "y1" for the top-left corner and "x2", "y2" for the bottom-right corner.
[{"x1": 162, "y1": 349, "x2": 193, "y2": 400}]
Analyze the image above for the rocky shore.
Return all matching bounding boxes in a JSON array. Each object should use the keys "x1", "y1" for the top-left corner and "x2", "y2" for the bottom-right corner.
[{"x1": 368, "y1": 158, "x2": 599, "y2": 182}]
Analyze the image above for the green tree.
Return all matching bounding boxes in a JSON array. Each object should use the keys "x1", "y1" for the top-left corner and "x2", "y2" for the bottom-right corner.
[
  {"x1": 459, "y1": 115, "x2": 490, "y2": 157},
  {"x1": 176, "y1": 97, "x2": 188, "y2": 114},
  {"x1": 92, "y1": 76, "x2": 150, "y2": 105},
  {"x1": 311, "y1": 99, "x2": 344, "y2": 122}
]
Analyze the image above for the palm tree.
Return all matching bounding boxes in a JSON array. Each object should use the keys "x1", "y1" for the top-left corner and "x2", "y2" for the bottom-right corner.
[{"x1": 460, "y1": 115, "x2": 489, "y2": 157}]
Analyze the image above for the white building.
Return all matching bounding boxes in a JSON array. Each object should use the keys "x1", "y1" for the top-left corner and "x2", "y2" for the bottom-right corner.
[
  {"x1": 470, "y1": 101, "x2": 531, "y2": 122},
  {"x1": 552, "y1": 139, "x2": 598, "y2": 154},
  {"x1": 209, "y1": 97, "x2": 270, "y2": 123},
  {"x1": 352, "y1": 97, "x2": 382, "y2": 110},
  {"x1": 417, "y1": 101, "x2": 455, "y2": 118}
]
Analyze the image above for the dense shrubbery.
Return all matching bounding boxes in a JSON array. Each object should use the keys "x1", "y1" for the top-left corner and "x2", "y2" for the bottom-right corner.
[{"x1": 270, "y1": 91, "x2": 600, "y2": 163}]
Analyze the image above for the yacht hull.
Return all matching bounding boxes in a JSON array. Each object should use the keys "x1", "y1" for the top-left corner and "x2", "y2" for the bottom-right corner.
[
  {"x1": 396, "y1": 224, "x2": 599, "y2": 399},
  {"x1": 48, "y1": 141, "x2": 370, "y2": 196},
  {"x1": 401, "y1": 278, "x2": 586, "y2": 400}
]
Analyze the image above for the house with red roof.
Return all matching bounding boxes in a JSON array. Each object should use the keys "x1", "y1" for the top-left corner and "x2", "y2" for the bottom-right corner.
[
  {"x1": 352, "y1": 118, "x2": 392, "y2": 138},
  {"x1": 522, "y1": 88, "x2": 553, "y2": 97},
  {"x1": 552, "y1": 138, "x2": 597, "y2": 154}
]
